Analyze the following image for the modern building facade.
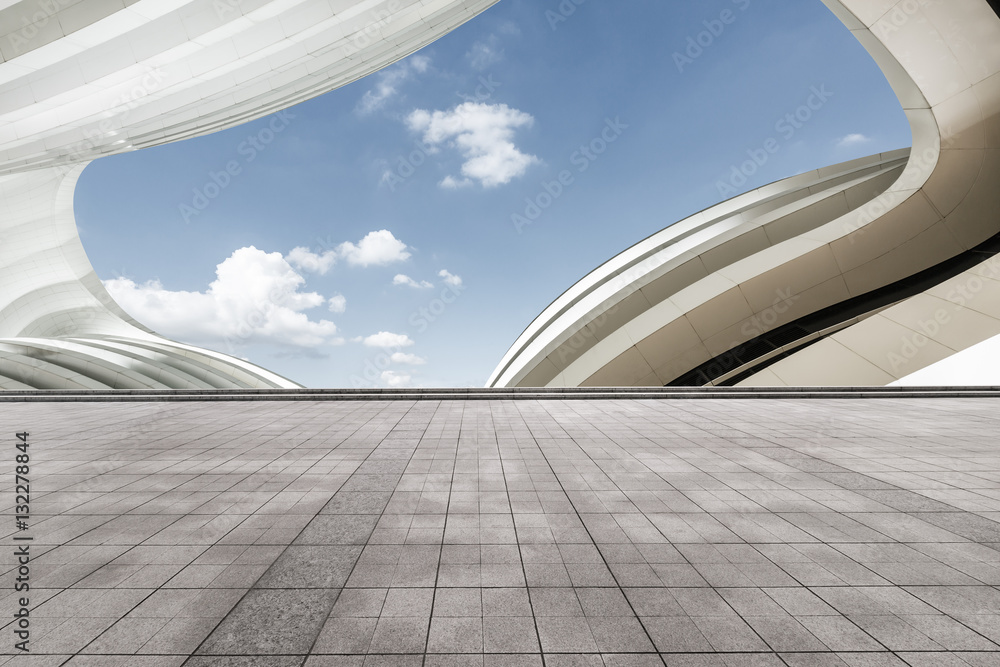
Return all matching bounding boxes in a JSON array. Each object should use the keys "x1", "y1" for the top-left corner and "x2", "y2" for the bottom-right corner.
[
  {"x1": 0, "y1": 1, "x2": 997, "y2": 390},
  {"x1": 490, "y1": 0, "x2": 1000, "y2": 388}
]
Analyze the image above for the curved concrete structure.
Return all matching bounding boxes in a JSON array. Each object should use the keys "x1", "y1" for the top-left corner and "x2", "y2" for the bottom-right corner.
[
  {"x1": 490, "y1": 0, "x2": 1000, "y2": 388},
  {"x1": 0, "y1": 0, "x2": 498, "y2": 389}
]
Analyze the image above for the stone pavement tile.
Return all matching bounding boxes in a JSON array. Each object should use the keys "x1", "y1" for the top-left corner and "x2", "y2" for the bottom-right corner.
[
  {"x1": 209, "y1": 563, "x2": 273, "y2": 588},
  {"x1": 607, "y1": 562, "x2": 661, "y2": 586},
  {"x1": 624, "y1": 589, "x2": 685, "y2": 617},
  {"x1": 649, "y1": 563, "x2": 708, "y2": 586},
  {"x1": 692, "y1": 563, "x2": 756, "y2": 587},
  {"x1": 951, "y1": 653, "x2": 1000, "y2": 667},
  {"x1": 743, "y1": 615, "x2": 828, "y2": 651},
  {"x1": 565, "y1": 563, "x2": 616, "y2": 587},
  {"x1": 427, "y1": 616, "x2": 483, "y2": 653},
  {"x1": 598, "y1": 656, "x2": 662, "y2": 667},
  {"x1": 670, "y1": 588, "x2": 735, "y2": 617},
  {"x1": 304, "y1": 658, "x2": 365, "y2": 667},
  {"x1": 28, "y1": 617, "x2": 119, "y2": 654},
  {"x1": 439, "y1": 564, "x2": 482, "y2": 587},
  {"x1": 255, "y1": 545, "x2": 361, "y2": 588},
  {"x1": 367, "y1": 616, "x2": 430, "y2": 654},
  {"x1": 129, "y1": 588, "x2": 242, "y2": 619},
  {"x1": 575, "y1": 588, "x2": 632, "y2": 616},
  {"x1": 62, "y1": 658, "x2": 186, "y2": 666},
  {"x1": 329, "y1": 588, "x2": 387, "y2": 617},
  {"x1": 894, "y1": 653, "x2": 985, "y2": 667},
  {"x1": 634, "y1": 544, "x2": 686, "y2": 564},
  {"x1": 690, "y1": 615, "x2": 770, "y2": 651},
  {"x1": 900, "y1": 613, "x2": 999, "y2": 649},
  {"x1": 832, "y1": 653, "x2": 908, "y2": 667},
  {"x1": 763, "y1": 587, "x2": 837, "y2": 616},
  {"x1": 795, "y1": 615, "x2": 884, "y2": 651},
  {"x1": 424, "y1": 657, "x2": 484, "y2": 667},
  {"x1": 588, "y1": 615, "x2": 654, "y2": 652},
  {"x1": 484, "y1": 655, "x2": 543, "y2": 667},
  {"x1": 383, "y1": 588, "x2": 434, "y2": 616},
  {"x1": 482, "y1": 617, "x2": 539, "y2": 652},
  {"x1": 0, "y1": 657, "x2": 71, "y2": 667},
  {"x1": 482, "y1": 564, "x2": 526, "y2": 587},
  {"x1": 196, "y1": 588, "x2": 337, "y2": 655},
  {"x1": 643, "y1": 616, "x2": 713, "y2": 652},
  {"x1": 657, "y1": 653, "x2": 724, "y2": 666},
  {"x1": 778, "y1": 654, "x2": 850, "y2": 667},
  {"x1": 714, "y1": 653, "x2": 787, "y2": 667},
  {"x1": 811, "y1": 588, "x2": 888, "y2": 616},
  {"x1": 79, "y1": 617, "x2": 168, "y2": 654},
  {"x1": 523, "y1": 564, "x2": 571, "y2": 587},
  {"x1": 434, "y1": 588, "x2": 482, "y2": 616},
  {"x1": 483, "y1": 588, "x2": 531, "y2": 616},
  {"x1": 186, "y1": 658, "x2": 304, "y2": 667},
  {"x1": 161, "y1": 564, "x2": 226, "y2": 588},
  {"x1": 917, "y1": 513, "x2": 1000, "y2": 542},
  {"x1": 529, "y1": 588, "x2": 584, "y2": 616},
  {"x1": 954, "y1": 612, "x2": 1000, "y2": 644},
  {"x1": 313, "y1": 617, "x2": 378, "y2": 653},
  {"x1": 718, "y1": 588, "x2": 788, "y2": 616},
  {"x1": 845, "y1": 615, "x2": 942, "y2": 651},
  {"x1": 137, "y1": 616, "x2": 216, "y2": 654},
  {"x1": 295, "y1": 515, "x2": 380, "y2": 545},
  {"x1": 543, "y1": 655, "x2": 603, "y2": 667},
  {"x1": 322, "y1": 492, "x2": 393, "y2": 515},
  {"x1": 535, "y1": 616, "x2": 598, "y2": 652}
]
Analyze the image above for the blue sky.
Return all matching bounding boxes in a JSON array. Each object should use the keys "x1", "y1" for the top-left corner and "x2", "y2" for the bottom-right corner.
[{"x1": 74, "y1": 0, "x2": 912, "y2": 388}]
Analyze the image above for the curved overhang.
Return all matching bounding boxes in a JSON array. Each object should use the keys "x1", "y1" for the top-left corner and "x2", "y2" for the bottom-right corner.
[
  {"x1": 489, "y1": 0, "x2": 1000, "y2": 388},
  {"x1": 0, "y1": 0, "x2": 500, "y2": 389},
  {"x1": 0, "y1": 0, "x2": 499, "y2": 174}
]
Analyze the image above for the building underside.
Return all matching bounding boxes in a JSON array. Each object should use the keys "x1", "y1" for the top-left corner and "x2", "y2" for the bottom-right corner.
[{"x1": 490, "y1": 0, "x2": 1000, "y2": 388}]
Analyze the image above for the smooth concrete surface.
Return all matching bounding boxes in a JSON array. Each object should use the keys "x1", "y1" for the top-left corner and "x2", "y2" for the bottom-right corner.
[{"x1": 3, "y1": 396, "x2": 1000, "y2": 665}]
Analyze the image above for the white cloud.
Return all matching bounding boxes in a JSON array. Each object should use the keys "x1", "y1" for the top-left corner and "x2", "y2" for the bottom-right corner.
[
  {"x1": 466, "y1": 34, "x2": 504, "y2": 70},
  {"x1": 381, "y1": 370, "x2": 412, "y2": 387},
  {"x1": 286, "y1": 246, "x2": 337, "y2": 275},
  {"x1": 104, "y1": 247, "x2": 342, "y2": 349},
  {"x1": 837, "y1": 133, "x2": 871, "y2": 147},
  {"x1": 440, "y1": 175, "x2": 472, "y2": 189},
  {"x1": 496, "y1": 21, "x2": 521, "y2": 37},
  {"x1": 362, "y1": 331, "x2": 414, "y2": 348},
  {"x1": 289, "y1": 230, "x2": 411, "y2": 271},
  {"x1": 356, "y1": 56, "x2": 432, "y2": 116},
  {"x1": 357, "y1": 67, "x2": 409, "y2": 116},
  {"x1": 328, "y1": 294, "x2": 346, "y2": 313},
  {"x1": 406, "y1": 102, "x2": 539, "y2": 188},
  {"x1": 393, "y1": 274, "x2": 432, "y2": 289},
  {"x1": 390, "y1": 352, "x2": 426, "y2": 365},
  {"x1": 438, "y1": 269, "x2": 463, "y2": 287},
  {"x1": 409, "y1": 54, "x2": 431, "y2": 73},
  {"x1": 338, "y1": 230, "x2": 411, "y2": 267}
]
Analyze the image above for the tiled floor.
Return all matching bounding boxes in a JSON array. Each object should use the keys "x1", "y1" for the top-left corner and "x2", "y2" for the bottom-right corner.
[{"x1": 1, "y1": 397, "x2": 1000, "y2": 666}]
